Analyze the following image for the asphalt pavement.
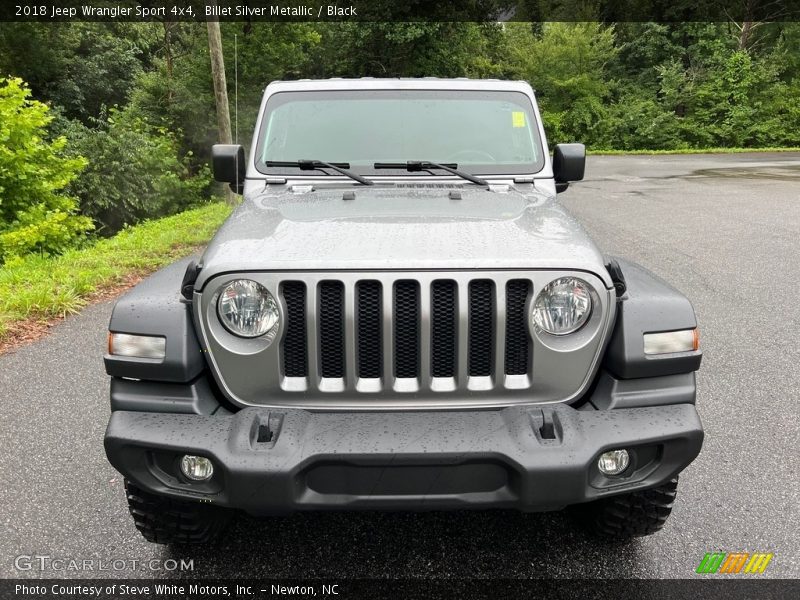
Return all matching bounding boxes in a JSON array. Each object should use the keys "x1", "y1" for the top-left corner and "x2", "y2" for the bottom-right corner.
[{"x1": 1, "y1": 153, "x2": 798, "y2": 579}]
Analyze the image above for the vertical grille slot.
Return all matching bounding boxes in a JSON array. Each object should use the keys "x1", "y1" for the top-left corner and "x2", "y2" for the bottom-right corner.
[
  {"x1": 504, "y1": 280, "x2": 531, "y2": 375},
  {"x1": 281, "y1": 282, "x2": 307, "y2": 377},
  {"x1": 431, "y1": 280, "x2": 457, "y2": 377},
  {"x1": 319, "y1": 281, "x2": 345, "y2": 378},
  {"x1": 394, "y1": 280, "x2": 420, "y2": 378},
  {"x1": 357, "y1": 281, "x2": 382, "y2": 379},
  {"x1": 468, "y1": 280, "x2": 494, "y2": 377}
]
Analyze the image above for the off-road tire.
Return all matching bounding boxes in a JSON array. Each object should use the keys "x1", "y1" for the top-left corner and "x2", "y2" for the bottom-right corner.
[
  {"x1": 573, "y1": 477, "x2": 679, "y2": 541},
  {"x1": 125, "y1": 480, "x2": 232, "y2": 545}
]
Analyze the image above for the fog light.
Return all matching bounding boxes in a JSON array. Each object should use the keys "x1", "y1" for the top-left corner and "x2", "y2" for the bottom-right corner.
[
  {"x1": 180, "y1": 455, "x2": 214, "y2": 481},
  {"x1": 597, "y1": 449, "x2": 630, "y2": 475}
]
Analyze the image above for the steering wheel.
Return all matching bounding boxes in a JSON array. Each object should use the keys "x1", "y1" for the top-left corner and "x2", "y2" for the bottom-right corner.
[{"x1": 446, "y1": 149, "x2": 497, "y2": 164}]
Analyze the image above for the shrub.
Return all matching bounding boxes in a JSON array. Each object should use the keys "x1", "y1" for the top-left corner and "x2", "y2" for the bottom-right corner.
[
  {"x1": 0, "y1": 77, "x2": 92, "y2": 263},
  {"x1": 60, "y1": 106, "x2": 211, "y2": 235}
]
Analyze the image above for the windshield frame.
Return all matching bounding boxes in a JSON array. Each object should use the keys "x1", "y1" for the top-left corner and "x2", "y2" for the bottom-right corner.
[{"x1": 253, "y1": 88, "x2": 547, "y2": 178}]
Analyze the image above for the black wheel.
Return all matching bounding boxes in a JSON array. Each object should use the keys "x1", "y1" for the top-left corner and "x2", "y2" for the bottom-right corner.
[
  {"x1": 125, "y1": 480, "x2": 232, "y2": 545},
  {"x1": 573, "y1": 477, "x2": 679, "y2": 541}
]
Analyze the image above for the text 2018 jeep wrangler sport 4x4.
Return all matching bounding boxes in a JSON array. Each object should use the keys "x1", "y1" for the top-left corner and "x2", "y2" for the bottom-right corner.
[{"x1": 104, "y1": 78, "x2": 703, "y2": 544}]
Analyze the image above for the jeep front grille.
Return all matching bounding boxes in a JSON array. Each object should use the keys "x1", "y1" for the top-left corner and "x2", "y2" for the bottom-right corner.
[
  {"x1": 279, "y1": 276, "x2": 533, "y2": 392},
  {"x1": 199, "y1": 270, "x2": 615, "y2": 408}
]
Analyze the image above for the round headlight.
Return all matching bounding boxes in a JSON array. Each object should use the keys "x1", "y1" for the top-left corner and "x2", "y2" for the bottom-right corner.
[
  {"x1": 217, "y1": 279, "x2": 279, "y2": 338},
  {"x1": 532, "y1": 277, "x2": 593, "y2": 335}
]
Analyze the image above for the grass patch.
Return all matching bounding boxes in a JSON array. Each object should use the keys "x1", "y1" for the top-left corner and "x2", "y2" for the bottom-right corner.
[
  {"x1": 0, "y1": 202, "x2": 232, "y2": 342},
  {"x1": 589, "y1": 147, "x2": 800, "y2": 155}
]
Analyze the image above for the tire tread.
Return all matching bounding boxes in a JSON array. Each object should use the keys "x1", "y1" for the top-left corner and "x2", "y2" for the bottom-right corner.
[
  {"x1": 124, "y1": 480, "x2": 231, "y2": 545},
  {"x1": 575, "y1": 477, "x2": 679, "y2": 541}
]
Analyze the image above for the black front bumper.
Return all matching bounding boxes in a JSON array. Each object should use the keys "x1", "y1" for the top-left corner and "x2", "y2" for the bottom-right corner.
[{"x1": 104, "y1": 403, "x2": 703, "y2": 515}]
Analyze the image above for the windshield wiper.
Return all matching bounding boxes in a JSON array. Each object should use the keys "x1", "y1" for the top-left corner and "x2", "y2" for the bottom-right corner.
[
  {"x1": 265, "y1": 160, "x2": 373, "y2": 186},
  {"x1": 374, "y1": 161, "x2": 489, "y2": 186}
]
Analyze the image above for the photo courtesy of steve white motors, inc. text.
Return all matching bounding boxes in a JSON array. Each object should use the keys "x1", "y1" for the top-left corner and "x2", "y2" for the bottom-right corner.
[{"x1": 14, "y1": 583, "x2": 339, "y2": 597}]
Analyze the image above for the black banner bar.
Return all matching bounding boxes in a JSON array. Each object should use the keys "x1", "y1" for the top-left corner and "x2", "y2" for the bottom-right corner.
[
  {"x1": 2, "y1": 579, "x2": 800, "y2": 600},
  {"x1": 1, "y1": 1, "x2": 800, "y2": 22}
]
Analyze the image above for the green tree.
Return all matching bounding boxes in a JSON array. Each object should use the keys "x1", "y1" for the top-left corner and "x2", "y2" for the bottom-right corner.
[
  {"x1": 0, "y1": 78, "x2": 92, "y2": 263},
  {"x1": 308, "y1": 22, "x2": 505, "y2": 79},
  {"x1": 503, "y1": 22, "x2": 618, "y2": 146},
  {"x1": 0, "y1": 23, "x2": 158, "y2": 123},
  {"x1": 59, "y1": 106, "x2": 210, "y2": 235},
  {"x1": 130, "y1": 22, "x2": 321, "y2": 160}
]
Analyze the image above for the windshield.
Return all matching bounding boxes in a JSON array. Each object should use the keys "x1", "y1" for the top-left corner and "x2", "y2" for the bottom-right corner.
[{"x1": 255, "y1": 89, "x2": 545, "y2": 176}]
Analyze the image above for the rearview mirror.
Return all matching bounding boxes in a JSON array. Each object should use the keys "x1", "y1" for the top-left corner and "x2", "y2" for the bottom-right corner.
[
  {"x1": 552, "y1": 143, "x2": 586, "y2": 193},
  {"x1": 212, "y1": 144, "x2": 246, "y2": 194}
]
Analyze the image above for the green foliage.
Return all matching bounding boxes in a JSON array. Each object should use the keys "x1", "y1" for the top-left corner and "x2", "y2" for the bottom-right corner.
[
  {"x1": 309, "y1": 23, "x2": 505, "y2": 79},
  {"x1": 0, "y1": 77, "x2": 92, "y2": 264},
  {"x1": 0, "y1": 202, "x2": 231, "y2": 339},
  {"x1": 601, "y1": 22, "x2": 800, "y2": 150},
  {"x1": 58, "y1": 106, "x2": 211, "y2": 235},
  {"x1": 503, "y1": 22, "x2": 618, "y2": 145},
  {"x1": 0, "y1": 23, "x2": 157, "y2": 123},
  {"x1": 129, "y1": 22, "x2": 321, "y2": 159}
]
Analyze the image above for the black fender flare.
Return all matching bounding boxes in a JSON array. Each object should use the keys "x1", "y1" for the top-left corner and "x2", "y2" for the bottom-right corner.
[
  {"x1": 602, "y1": 258, "x2": 702, "y2": 379},
  {"x1": 104, "y1": 257, "x2": 206, "y2": 383}
]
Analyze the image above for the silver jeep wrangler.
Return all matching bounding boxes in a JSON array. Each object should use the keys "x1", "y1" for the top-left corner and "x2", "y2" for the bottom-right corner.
[{"x1": 104, "y1": 78, "x2": 703, "y2": 544}]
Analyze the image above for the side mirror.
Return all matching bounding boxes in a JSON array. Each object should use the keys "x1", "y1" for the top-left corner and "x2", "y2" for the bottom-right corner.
[
  {"x1": 552, "y1": 143, "x2": 586, "y2": 193},
  {"x1": 212, "y1": 144, "x2": 246, "y2": 194}
]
